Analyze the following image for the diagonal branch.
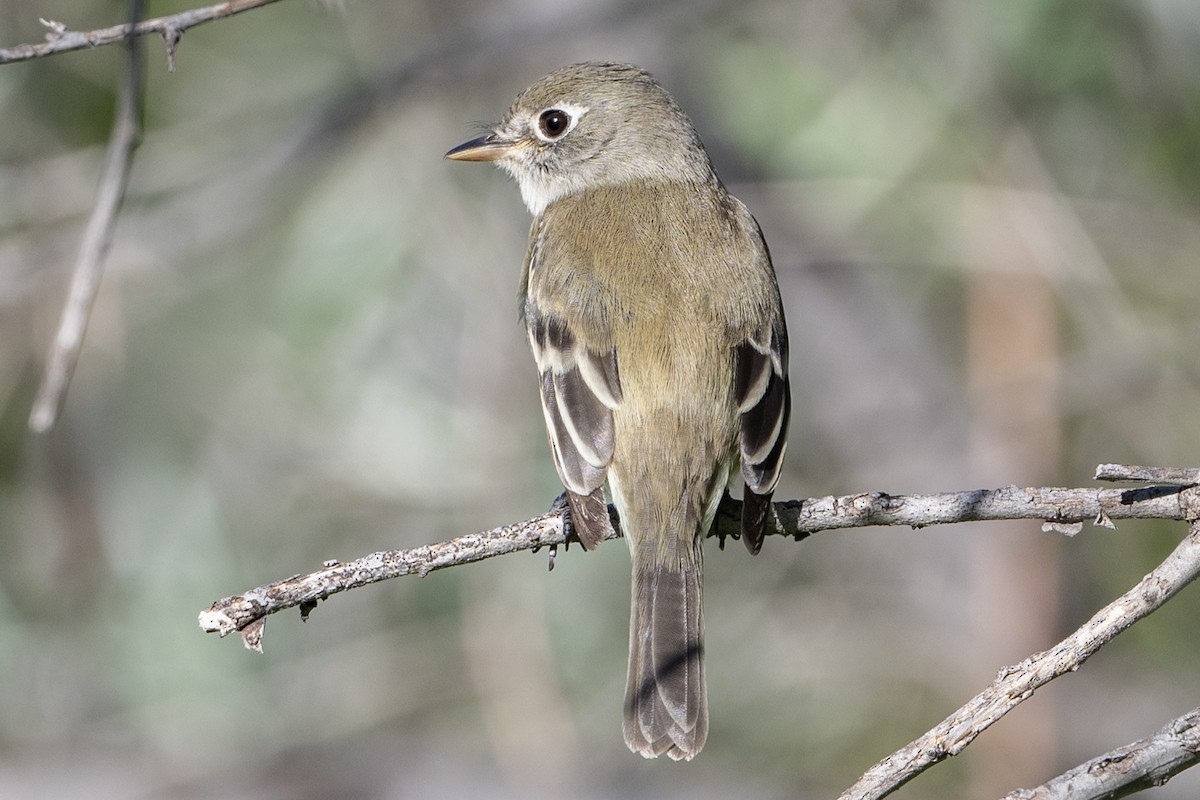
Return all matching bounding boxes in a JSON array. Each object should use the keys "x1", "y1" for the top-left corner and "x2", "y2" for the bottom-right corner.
[
  {"x1": 0, "y1": 0, "x2": 288, "y2": 68},
  {"x1": 1000, "y1": 706, "x2": 1200, "y2": 800},
  {"x1": 837, "y1": 493, "x2": 1200, "y2": 800},
  {"x1": 28, "y1": 1, "x2": 146, "y2": 433},
  {"x1": 197, "y1": 475, "x2": 1195, "y2": 641}
]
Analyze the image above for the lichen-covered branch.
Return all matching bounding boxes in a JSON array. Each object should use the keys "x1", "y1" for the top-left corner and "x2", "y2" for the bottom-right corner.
[
  {"x1": 1096, "y1": 463, "x2": 1200, "y2": 486},
  {"x1": 766, "y1": 482, "x2": 1188, "y2": 537},
  {"x1": 1000, "y1": 706, "x2": 1200, "y2": 800},
  {"x1": 198, "y1": 470, "x2": 1195, "y2": 642},
  {"x1": 198, "y1": 467, "x2": 1200, "y2": 799},
  {"x1": 199, "y1": 511, "x2": 573, "y2": 644}
]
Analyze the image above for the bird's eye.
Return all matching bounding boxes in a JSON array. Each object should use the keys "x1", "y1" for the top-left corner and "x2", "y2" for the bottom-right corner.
[{"x1": 538, "y1": 109, "x2": 571, "y2": 139}]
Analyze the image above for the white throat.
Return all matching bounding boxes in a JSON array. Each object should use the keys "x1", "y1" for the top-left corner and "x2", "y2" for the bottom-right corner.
[
  {"x1": 511, "y1": 168, "x2": 589, "y2": 216},
  {"x1": 507, "y1": 102, "x2": 592, "y2": 217}
]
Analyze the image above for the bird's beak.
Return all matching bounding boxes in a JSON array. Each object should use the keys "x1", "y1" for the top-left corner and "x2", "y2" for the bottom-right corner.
[{"x1": 444, "y1": 134, "x2": 519, "y2": 162}]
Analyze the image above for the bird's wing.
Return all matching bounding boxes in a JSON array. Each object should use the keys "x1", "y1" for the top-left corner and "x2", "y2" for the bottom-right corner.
[
  {"x1": 527, "y1": 310, "x2": 622, "y2": 549},
  {"x1": 733, "y1": 322, "x2": 790, "y2": 554}
]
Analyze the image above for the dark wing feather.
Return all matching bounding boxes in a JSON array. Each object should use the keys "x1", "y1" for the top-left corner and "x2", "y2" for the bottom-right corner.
[
  {"x1": 734, "y1": 329, "x2": 790, "y2": 554},
  {"x1": 529, "y1": 312, "x2": 622, "y2": 549}
]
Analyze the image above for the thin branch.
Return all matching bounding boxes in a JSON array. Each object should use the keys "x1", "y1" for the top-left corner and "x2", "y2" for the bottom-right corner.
[
  {"x1": 198, "y1": 475, "x2": 1194, "y2": 641},
  {"x1": 837, "y1": 507, "x2": 1200, "y2": 799},
  {"x1": 197, "y1": 469, "x2": 1200, "y2": 796},
  {"x1": 28, "y1": 1, "x2": 146, "y2": 433},
  {"x1": 0, "y1": 0, "x2": 288, "y2": 67},
  {"x1": 1000, "y1": 706, "x2": 1200, "y2": 800},
  {"x1": 1095, "y1": 463, "x2": 1200, "y2": 486},
  {"x1": 199, "y1": 511, "x2": 573, "y2": 642}
]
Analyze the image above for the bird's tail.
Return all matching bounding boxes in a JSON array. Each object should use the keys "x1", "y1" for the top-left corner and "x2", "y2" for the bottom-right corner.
[{"x1": 622, "y1": 552, "x2": 707, "y2": 760}]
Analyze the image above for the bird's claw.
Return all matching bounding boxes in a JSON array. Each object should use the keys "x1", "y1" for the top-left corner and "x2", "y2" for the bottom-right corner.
[{"x1": 546, "y1": 491, "x2": 578, "y2": 570}]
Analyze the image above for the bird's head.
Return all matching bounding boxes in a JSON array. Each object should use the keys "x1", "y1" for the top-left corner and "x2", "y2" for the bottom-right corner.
[{"x1": 446, "y1": 62, "x2": 712, "y2": 215}]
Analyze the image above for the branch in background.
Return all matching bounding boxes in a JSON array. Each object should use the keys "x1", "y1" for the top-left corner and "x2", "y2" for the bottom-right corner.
[
  {"x1": 1000, "y1": 707, "x2": 1200, "y2": 800},
  {"x1": 0, "y1": 0, "x2": 289, "y2": 70},
  {"x1": 28, "y1": 1, "x2": 146, "y2": 433},
  {"x1": 18, "y1": 0, "x2": 321, "y2": 431}
]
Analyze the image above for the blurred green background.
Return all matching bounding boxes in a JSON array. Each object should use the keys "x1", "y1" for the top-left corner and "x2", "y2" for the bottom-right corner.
[{"x1": 2, "y1": 0, "x2": 1200, "y2": 797}]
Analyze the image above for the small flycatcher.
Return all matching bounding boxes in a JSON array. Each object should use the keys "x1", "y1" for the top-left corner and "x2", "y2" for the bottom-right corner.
[{"x1": 447, "y1": 62, "x2": 790, "y2": 760}]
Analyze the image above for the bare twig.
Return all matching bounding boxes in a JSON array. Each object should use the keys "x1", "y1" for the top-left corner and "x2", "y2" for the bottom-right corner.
[
  {"x1": 1095, "y1": 464, "x2": 1200, "y2": 486},
  {"x1": 198, "y1": 474, "x2": 1194, "y2": 640},
  {"x1": 0, "y1": 0, "x2": 288, "y2": 67},
  {"x1": 837, "y1": 491, "x2": 1200, "y2": 800},
  {"x1": 195, "y1": 467, "x2": 1200, "y2": 796},
  {"x1": 199, "y1": 511, "x2": 576, "y2": 643},
  {"x1": 1000, "y1": 706, "x2": 1200, "y2": 800},
  {"x1": 198, "y1": 471, "x2": 1200, "y2": 795},
  {"x1": 768, "y1": 484, "x2": 1188, "y2": 534},
  {"x1": 28, "y1": 1, "x2": 146, "y2": 433}
]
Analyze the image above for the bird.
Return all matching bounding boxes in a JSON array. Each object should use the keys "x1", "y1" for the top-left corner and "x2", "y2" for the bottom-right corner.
[{"x1": 446, "y1": 61, "x2": 790, "y2": 760}]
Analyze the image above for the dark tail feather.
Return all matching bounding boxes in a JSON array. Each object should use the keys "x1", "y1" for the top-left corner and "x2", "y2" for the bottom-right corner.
[{"x1": 622, "y1": 561, "x2": 707, "y2": 760}]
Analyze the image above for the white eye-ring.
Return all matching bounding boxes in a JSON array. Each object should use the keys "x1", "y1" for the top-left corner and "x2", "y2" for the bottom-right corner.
[
  {"x1": 532, "y1": 103, "x2": 588, "y2": 142},
  {"x1": 538, "y1": 109, "x2": 570, "y2": 138}
]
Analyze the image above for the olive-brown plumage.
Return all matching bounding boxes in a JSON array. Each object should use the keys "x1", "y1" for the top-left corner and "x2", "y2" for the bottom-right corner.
[{"x1": 447, "y1": 62, "x2": 789, "y2": 760}]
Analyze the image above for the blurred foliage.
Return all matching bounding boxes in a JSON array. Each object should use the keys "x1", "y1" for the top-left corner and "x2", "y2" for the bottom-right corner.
[{"x1": 1, "y1": 0, "x2": 1199, "y2": 797}]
